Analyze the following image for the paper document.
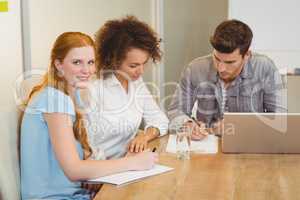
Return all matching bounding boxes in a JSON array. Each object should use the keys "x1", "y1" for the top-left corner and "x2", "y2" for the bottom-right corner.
[
  {"x1": 166, "y1": 134, "x2": 218, "y2": 154},
  {"x1": 88, "y1": 164, "x2": 173, "y2": 186}
]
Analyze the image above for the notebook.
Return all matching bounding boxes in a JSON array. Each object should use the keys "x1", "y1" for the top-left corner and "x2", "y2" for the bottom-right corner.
[
  {"x1": 87, "y1": 164, "x2": 173, "y2": 186},
  {"x1": 166, "y1": 134, "x2": 218, "y2": 154}
]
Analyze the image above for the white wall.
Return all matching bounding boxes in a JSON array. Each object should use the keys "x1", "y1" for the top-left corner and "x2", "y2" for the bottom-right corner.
[
  {"x1": 0, "y1": 0, "x2": 23, "y2": 110},
  {"x1": 25, "y1": 0, "x2": 153, "y2": 80},
  {"x1": 0, "y1": 0, "x2": 23, "y2": 199},
  {"x1": 163, "y1": 0, "x2": 228, "y2": 101},
  {"x1": 229, "y1": 0, "x2": 300, "y2": 112},
  {"x1": 229, "y1": 0, "x2": 300, "y2": 69}
]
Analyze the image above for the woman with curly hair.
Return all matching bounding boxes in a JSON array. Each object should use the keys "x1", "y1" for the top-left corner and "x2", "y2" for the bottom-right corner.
[{"x1": 85, "y1": 16, "x2": 169, "y2": 160}]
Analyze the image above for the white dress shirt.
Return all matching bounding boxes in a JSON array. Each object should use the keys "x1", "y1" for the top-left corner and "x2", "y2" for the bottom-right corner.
[{"x1": 84, "y1": 74, "x2": 169, "y2": 159}]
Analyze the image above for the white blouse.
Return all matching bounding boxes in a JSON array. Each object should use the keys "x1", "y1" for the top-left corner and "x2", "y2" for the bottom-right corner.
[{"x1": 84, "y1": 74, "x2": 169, "y2": 159}]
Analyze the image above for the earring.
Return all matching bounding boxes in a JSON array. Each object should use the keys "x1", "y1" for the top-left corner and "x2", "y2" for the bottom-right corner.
[{"x1": 57, "y1": 69, "x2": 64, "y2": 77}]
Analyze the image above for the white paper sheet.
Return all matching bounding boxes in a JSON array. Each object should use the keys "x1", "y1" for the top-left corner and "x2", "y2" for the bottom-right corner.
[
  {"x1": 88, "y1": 164, "x2": 173, "y2": 186},
  {"x1": 166, "y1": 134, "x2": 218, "y2": 154}
]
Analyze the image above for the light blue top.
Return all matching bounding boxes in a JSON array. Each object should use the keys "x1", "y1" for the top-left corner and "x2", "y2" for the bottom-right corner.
[{"x1": 21, "y1": 87, "x2": 91, "y2": 200}]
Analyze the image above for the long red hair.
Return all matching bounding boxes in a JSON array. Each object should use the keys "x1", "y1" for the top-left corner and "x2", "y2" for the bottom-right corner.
[{"x1": 23, "y1": 32, "x2": 97, "y2": 158}]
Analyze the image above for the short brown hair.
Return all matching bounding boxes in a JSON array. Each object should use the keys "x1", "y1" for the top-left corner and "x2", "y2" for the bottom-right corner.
[
  {"x1": 95, "y1": 15, "x2": 162, "y2": 72},
  {"x1": 210, "y1": 19, "x2": 253, "y2": 56}
]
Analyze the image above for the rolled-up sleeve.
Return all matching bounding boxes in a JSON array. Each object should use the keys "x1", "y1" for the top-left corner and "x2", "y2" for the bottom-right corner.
[
  {"x1": 262, "y1": 59, "x2": 287, "y2": 113},
  {"x1": 138, "y1": 81, "x2": 169, "y2": 136},
  {"x1": 167, "y1": 66, "x2": 196, "y2": 131}
]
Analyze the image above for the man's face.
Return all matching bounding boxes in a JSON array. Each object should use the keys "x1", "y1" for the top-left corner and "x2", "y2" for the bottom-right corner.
[{"x1": 212, "y1": 48, "x2": 250, "y2": 83}]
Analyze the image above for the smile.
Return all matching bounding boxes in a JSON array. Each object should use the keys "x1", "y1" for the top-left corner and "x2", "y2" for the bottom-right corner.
[{"x1": 76, "y1": 76, "x2": 89, "y2": 81}]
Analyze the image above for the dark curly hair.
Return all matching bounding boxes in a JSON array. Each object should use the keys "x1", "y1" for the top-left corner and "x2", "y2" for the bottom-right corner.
[
  {"x1": 95, "y1": 15, "x2": 162, "y2": 75},
  {"x1": 210, "y1": 19, "x2": 253, "y2": 57}
]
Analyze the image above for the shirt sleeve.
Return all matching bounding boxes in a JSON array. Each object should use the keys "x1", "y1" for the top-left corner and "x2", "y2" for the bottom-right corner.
[
  {"x1": 26, "y1": 87, "x2": 76, "y2": 120},
  {"x1": 167, "y1": 66, "x2": 196, "y2": 132},
  {"x1": 262, "y1": 59, "x2": 287, "y2": 113},
  {"x1": 137, "y1": 80, "x2": 169, "y2": 136}
]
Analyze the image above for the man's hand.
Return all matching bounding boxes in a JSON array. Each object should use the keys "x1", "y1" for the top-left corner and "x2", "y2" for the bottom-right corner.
[{"x1": 183, "y1": 120, "x2": 208, "y2": 141}]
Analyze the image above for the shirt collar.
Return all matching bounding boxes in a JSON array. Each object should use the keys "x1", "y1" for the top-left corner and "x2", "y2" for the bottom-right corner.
[
  {"x1": 104, "y1": 73, "x2": 140, "y2": 93},
  {"x1": 208, "y1": 60, "x2": 218, "y2": 83},
  {"x1": 240, "y1": 58, "x2": 253, "y2": 79},
  {"x1": 105, "y1": 73, "x2": 123, "y2": 87}
]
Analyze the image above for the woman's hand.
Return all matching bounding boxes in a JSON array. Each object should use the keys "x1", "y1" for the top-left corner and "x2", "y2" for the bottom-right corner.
[
  {"x1": 128, "y1": 127, "x2": 160, "y2": 153},
  {"x1": 127, "y1": 149, "x2": 158, "y2": 170},
  {"x1": 128, "y1": 133, "x2": 149, "y2": 153}
]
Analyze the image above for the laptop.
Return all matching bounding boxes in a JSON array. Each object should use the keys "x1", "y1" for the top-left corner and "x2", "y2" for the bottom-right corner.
[{"x1": 221, "y1": 113, "x2": 300, "y2": 153}]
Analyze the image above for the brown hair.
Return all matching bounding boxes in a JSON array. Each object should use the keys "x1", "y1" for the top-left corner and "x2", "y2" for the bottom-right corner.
[
  {"x1": 95, "y1": 15, "x2": 162, "y2": 75},
  {"x1": 210, "y1": 19, "x2": 253, "y2": 56},
  {"x1": 23, "y1": 32, "x2": 96, "y2": 158}
]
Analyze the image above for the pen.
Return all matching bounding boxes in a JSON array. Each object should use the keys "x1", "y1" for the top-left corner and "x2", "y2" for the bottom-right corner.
[
  {"x1": 191, "y1": 117, "x2": 209, "y2": 136},
  {"x1": 191, "y1": 117, "x2": 221, "y2": 137},
  {"x1": 192, "y1": 117, "x2": 209, "y2": 135},
  {"x1": 191, "y1": 117, "x2": 203, "y2": 128},
  {"x1": 152, "y1": 147, "x2": 157, "y2": 152}
]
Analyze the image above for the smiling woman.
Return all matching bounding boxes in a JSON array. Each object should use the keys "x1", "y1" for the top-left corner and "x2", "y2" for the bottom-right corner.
[
  {"x1": 20, "y1": 31, "x2": 159, "y2": 200},
  {"x1": 54, "y1": 46, "x2": 96, "y2": 88},
  {"x1": 20, "y1": 32, "x2": 96, "y2": 200}
]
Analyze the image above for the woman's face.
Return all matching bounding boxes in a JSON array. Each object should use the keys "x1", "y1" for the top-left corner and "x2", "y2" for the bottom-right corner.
[
  {"x1": 55, "y1": 46, "x2": 96, "y2": 88},
  {"x1": 117, "y1": 48, "x2": 150, "y2": 81}
]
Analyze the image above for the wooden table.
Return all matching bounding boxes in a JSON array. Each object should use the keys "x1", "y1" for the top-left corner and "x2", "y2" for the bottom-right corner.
[{"x1": 94, "y1": 135, "x2": 300, "y2": 200}]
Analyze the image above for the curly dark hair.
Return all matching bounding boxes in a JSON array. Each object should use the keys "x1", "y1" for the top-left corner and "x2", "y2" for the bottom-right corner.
[
  {"x1": 210, "y1": 19, "x2": 253, "y2": 57},
  {"x1": 95, "y1": 15, "x2": 162, "y2": 74}
]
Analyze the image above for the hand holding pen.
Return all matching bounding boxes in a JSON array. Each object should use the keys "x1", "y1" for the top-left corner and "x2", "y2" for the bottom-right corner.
[
  {"x1": 181, "y1": 117, "x2": 208, "y2": 141},
  {"x1": 191, "y1": 117, "x2": 210, "y2": 140},
  {"x1": 190, "y1": 117, "x2": 222, "y2": 139}
]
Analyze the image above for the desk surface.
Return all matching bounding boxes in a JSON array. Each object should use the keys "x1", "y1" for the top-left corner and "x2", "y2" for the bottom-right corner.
[{"x1": 94, "y1": 135, "x2": 300, "y2": 200}]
